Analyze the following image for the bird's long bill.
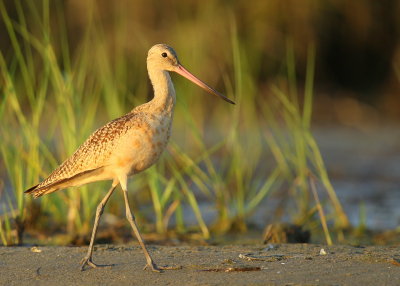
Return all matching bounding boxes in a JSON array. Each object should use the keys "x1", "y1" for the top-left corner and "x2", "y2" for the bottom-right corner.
[{"x1": 174, "y1": 64, "x2": 235, "y2": 105}]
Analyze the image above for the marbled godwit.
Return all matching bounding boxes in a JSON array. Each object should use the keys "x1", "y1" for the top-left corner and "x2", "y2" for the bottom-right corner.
[{"x1": 25, "y1": 44, "x2": 235, "y2": 272}]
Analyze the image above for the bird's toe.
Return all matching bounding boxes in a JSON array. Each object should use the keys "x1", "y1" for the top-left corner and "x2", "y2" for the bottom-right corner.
[
  {"x1": 143, "y1": 262, "x2": 163, "y2": 273},
  {"x1": 143, "y1": 262, "x2": 182, "y2": 272},
  {"x1": 80, "y1": 257, "x2": 98, "y2": 271}
]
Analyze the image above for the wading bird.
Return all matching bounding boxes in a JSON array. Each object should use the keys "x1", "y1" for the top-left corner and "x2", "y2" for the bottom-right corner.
[{"x1": 25, "y1": 44, "x2": 235, "y2": 272}]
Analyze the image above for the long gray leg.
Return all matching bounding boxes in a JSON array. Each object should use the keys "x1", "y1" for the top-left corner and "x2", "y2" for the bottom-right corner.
[
  {"x1": 80, "y1": 182, "x2": 117, "y2": 271},
  {"x1": 121, "y1": 186, "x2": 160, "y2": 272}
]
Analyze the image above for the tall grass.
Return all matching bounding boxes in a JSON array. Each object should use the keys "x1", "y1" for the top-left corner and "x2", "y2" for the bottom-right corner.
[{"x1": 0, "y1": 1, "x2": 348, "y2": 246}]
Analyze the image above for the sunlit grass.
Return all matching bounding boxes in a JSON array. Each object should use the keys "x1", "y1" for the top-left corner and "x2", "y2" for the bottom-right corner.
[{"x1": 0, "y1": 1, "x2": 348, "y2": 246}]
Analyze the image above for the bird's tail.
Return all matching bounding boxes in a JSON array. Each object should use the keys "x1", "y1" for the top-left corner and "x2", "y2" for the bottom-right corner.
[
  {"x1": 24, "y1": 167, "x2": 105, "y2": 198},
  {"x1": 24, "y1": 184, "x2": 60, "y2": 198}
]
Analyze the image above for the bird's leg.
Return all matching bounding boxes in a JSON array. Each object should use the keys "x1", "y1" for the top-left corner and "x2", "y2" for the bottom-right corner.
[
  {"x1": 121, "y1": 188, "x2": 161, "y2": 273},
  {"x1": 80, "y1": 183, "x2": 117, "y2": 271}
]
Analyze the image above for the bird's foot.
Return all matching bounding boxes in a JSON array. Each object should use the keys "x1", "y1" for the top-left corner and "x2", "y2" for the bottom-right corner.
[
  {"x1": 143, "y1": 262, "x2": 182, "y2": 272},
  {"x1": 80, "y1": 256, "x2": 98, "y2": 271},
  {"x1": 143, "y1": 261, "x2": 162, "y2": 273}
]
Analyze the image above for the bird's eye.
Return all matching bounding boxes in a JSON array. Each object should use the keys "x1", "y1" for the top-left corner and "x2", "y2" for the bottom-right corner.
[{"x1": 161, "y1": 52, "x2": 168, "y2": 58}]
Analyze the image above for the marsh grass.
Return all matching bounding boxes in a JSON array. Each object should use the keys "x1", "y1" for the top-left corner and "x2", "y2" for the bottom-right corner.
[{"x1": 0, "y1": 1, "x2": 348, "y2": 246}]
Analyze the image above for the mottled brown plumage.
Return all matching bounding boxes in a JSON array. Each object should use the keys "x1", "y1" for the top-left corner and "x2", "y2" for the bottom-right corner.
[
  {"x1": 25, "y1": 44, "x2": 234, "y2": 272},
  {"x1": 26, "y1": 108, "x2": 172, "y2": 198},
  {"x1": 27, "y1": 113, "x2": 137, "y2": 197}
]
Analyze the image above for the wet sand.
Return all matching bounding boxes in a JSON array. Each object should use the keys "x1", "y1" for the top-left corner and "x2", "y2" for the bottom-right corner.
[{"x1": 1, "y1": 243, "x2": 399, "y2": 285}]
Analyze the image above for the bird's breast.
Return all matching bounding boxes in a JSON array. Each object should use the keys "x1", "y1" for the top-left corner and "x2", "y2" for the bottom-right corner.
[{"x1": 109, "y1": 114, "x2": 172, "y2": 176}]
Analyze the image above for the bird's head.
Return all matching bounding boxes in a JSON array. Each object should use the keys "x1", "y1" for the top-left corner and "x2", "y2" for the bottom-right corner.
[
  {"x1": 147, "y1": 44, "x2": 235, "y2": 105},
  {"x1": 147, "y1": 44, "x2": 180, "y2": 71}
]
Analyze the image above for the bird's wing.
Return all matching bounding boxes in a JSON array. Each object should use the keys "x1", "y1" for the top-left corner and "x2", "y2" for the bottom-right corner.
[{"x1": 26, "y1": 112, "x2": 140, "y2": 195}]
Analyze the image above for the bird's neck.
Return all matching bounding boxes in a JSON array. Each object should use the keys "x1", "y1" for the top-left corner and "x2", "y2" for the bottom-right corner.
[{"x1": 147, "y1": 69, "x2": 176, "y2": 115}]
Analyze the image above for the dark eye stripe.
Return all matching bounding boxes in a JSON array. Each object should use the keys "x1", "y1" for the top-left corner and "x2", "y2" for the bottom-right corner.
[{"x1": 162, "y1": 52, "x2": 168, "y2": 58}]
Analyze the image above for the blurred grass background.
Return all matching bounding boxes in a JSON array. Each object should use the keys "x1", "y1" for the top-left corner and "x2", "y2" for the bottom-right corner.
[{"x1": 0, "y1": 0, "x2": 399, "y2": 246}]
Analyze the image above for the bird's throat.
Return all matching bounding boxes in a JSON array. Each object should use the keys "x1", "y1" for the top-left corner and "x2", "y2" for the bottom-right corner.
[{"x1": 148, "y1": 69, "x2": 176, "y2": 115}]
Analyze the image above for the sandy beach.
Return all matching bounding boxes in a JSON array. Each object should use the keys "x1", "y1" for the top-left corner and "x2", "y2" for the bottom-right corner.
[{"x1": 1, "y1": 243, "x2": 399, "y2": 286}]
